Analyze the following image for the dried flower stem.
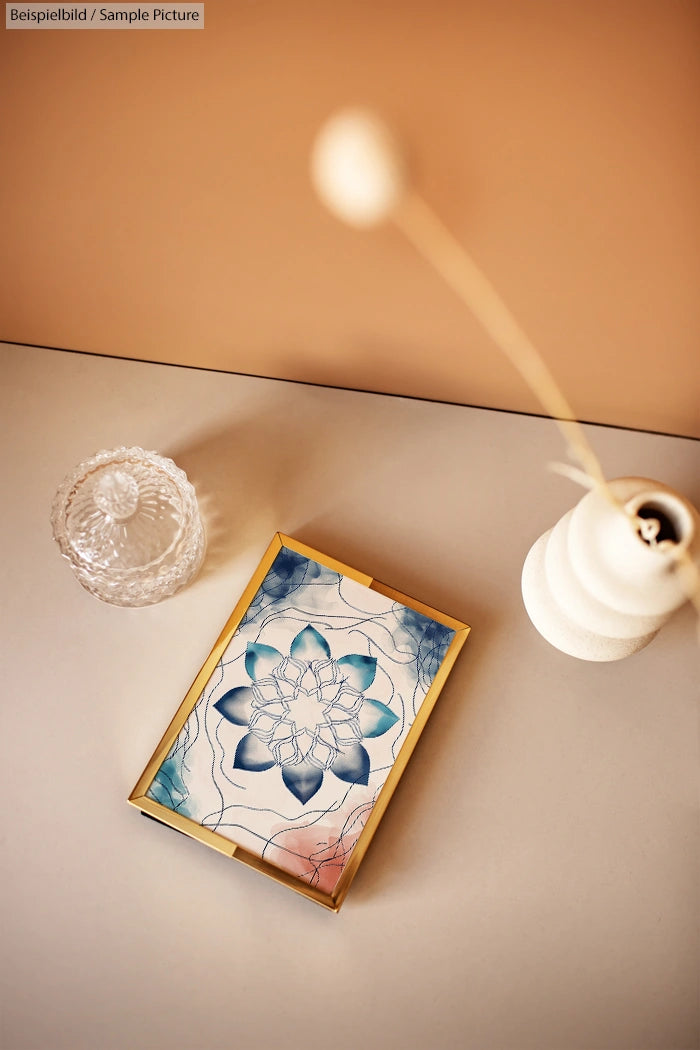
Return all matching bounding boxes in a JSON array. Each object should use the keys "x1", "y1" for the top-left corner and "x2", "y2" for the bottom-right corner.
[
  {"x1": 393, "y1": 189, "x2": 699, "y2": 627},
  {"x1": 393, "y1": 190, "x2": 611, "y2": 498}
]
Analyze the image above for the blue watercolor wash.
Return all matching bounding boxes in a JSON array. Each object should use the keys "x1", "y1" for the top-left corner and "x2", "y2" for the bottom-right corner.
[{"x1": 147, "y1": 756, "x2": 192, "y2": 817}]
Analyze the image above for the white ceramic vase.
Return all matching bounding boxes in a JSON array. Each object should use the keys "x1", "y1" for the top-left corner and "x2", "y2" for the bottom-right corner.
[{"x1": 521, "y1": 477, "x2": 699, "y2": 661}]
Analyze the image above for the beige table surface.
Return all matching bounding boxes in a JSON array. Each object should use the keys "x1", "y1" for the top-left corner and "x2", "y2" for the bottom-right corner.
[{"x1": 1, "y1": 342, "x2": 698, "y2": 1050}]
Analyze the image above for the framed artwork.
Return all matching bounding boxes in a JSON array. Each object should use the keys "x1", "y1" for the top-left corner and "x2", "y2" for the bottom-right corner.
[{"x1": 129, "y1": 534, "x2": 470, "y2": 911}]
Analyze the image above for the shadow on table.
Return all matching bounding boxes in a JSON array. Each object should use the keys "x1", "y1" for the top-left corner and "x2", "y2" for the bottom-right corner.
[{"x1": 165, "y1": 393, "x2": 329, "y2": 579}]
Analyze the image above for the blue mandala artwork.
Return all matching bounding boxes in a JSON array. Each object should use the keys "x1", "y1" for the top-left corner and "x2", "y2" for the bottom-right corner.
[
  {"x1": 214, "y1": 624, "x2": 399, "y2": 804},
  {"x1": 145, "y1": 543, "x2": 461, "y2": 898}
]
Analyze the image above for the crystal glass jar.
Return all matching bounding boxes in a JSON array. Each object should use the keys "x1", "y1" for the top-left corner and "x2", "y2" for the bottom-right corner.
[{"x1": 51, "y1": 447, "x2": 206, "y2": 606}]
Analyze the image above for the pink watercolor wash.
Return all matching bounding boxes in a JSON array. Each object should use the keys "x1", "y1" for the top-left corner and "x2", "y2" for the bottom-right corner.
[{"x1": 267, "y1": 793, "x2": 377, "y2": 894}]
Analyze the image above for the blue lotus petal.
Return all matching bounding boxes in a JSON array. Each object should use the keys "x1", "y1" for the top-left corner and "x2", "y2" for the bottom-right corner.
[
  {"x1": 359, "y1": 698, "x2": 399, "y2": 738},
  {"x1": 282, "y1": 761, "x2": 324, "y2": 804},
  {"x1": 234, "y1": 733, "x2": 275, "y2": 772},
  {"x1": 214, "y1": 686, "x2": 255, "y2": 726},
  {"x1": 245, "y1": 643, "x2": 283, "y2": 682},
  {"x1": 331, "y1": 743, "x2": 370, "y2": 786},
  {"x1": 337, "y1": 654, "x2": 377, "y2": 691},
  {"x1": 290, "y1": 624, "x2": 331, "y2": 661}
]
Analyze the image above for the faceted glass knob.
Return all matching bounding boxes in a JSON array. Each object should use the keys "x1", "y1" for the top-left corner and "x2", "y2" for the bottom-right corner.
[
  {"x1": 93, "y1": 470, "x2": 140, "y2": 522},
  {"x1": 51, "y1": 447, "x2": 206, "y2": 606}
]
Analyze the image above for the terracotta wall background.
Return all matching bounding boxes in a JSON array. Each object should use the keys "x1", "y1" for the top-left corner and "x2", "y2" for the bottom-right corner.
[{"x1": 2, "y1": 0, "x2": 699, "y2": 437}]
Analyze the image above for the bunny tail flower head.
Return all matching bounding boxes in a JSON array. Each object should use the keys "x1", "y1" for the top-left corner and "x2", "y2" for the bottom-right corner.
[{"x1": 214, "y1": 625, "x2": 398, "y2": 804}]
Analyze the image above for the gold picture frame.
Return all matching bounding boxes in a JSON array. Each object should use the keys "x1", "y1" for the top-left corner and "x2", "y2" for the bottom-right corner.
[{"x1": 129, "y1": 533, "x2": 470, "y2": 911}]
